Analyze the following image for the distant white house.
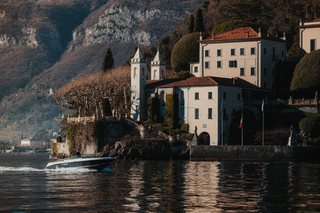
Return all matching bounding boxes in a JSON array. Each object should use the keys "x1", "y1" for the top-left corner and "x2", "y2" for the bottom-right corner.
[
  {"x1": 21, "y1": 139, "x2": 31, "y2": 147},
  {"x1": 299, "y1": 19, "x2": 320, "y2": 55}
]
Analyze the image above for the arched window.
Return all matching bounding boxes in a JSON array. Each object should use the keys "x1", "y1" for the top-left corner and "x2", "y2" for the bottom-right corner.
[
  {"x1": 134, "y1": 67, "x2": 137, "y2": 77},
  {"x1": 154, "y1": 70, "x2": 157, "y2": 78},
  {"x1": 160, "y1": 91, "x2": 165, "y2": 116},
  {"x1": 179, "y1": 91, "x2": 185, "y2": 123}
]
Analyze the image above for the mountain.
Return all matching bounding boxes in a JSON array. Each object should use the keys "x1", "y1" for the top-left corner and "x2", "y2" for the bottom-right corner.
[{"x1": 0, "y1": 0, "x2": 204, "y2": 141}]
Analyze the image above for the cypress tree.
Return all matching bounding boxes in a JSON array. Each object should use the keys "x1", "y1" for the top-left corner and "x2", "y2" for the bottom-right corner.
[
  {"x1": 188, "y1": 14, "x2": 194, "y2": 34},
  {"x1": 194, "y1": 8, "x2": 205, "y2": 32},
  {"x1": 101, "y1": 48, "x2": 114, "y2": 72}
]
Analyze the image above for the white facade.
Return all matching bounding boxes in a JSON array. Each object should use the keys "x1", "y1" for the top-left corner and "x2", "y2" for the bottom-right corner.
[
  {"x1": 193, "y1": 27, "x2": 286, "y2": 90},
  {"x1": 130, "y1": 47, "x2": 147, "y2": 121},
  {"x1": 299, "y1": 19, "x2": 320, "y2": 55},
  {"x1": 21, "y1": 139, "x2": 31, "y2": 147}
]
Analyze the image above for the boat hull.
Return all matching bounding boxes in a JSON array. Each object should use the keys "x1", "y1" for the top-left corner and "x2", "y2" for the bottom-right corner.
[{"x1": 46, "y1": 157, "x2": 115, "y2": 171}]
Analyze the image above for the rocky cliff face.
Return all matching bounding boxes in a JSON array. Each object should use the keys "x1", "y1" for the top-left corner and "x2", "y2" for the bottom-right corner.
[{"x1": 0, "y1": 0, "x2": 203, "y2": 140}]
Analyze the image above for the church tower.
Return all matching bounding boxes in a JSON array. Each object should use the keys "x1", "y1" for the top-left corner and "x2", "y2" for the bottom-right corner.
[
  {"x1": 130, "y1": 46, "x2": 147, "y2": 121},
  {"x1": 150, "y1": 48, "x2": 166, "y2": 80}
]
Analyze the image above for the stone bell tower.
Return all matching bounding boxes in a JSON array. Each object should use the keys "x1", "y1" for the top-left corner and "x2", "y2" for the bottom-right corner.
[
  {"x1": 130, "y1": 46, "x2": 147, "y2": 121},
  {"x1": 150, "y1": 48, "x2": 166, "y2": 80}
]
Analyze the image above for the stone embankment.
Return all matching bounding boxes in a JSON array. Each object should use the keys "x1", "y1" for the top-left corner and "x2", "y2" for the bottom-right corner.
[
  {"x1": 190, "y1": 145, "x2": 320, "y2": 161},
  {"x1": 51, "y1": 117, "x2": 190, "y2": 160}
]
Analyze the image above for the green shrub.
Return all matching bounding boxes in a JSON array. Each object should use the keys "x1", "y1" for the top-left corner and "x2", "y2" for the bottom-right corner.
[
  {"x1": 66, "y1": 123, "x2": 77, "y2": 156},
  {"x1": 164, "y1": 94, "x2": 179, "y2": 127},
  {"x1": 181, "y1": 123, "x2": 189, "y2": 132},
  {"x1": 147, "y1": 97, "x2": 160, "y2": 122},
  {"x1": 211, "y1": 20, "x2": 257, "y2": 35},
  {"x1": 299, "y1": 114, "x2": 320, "y2": 137},
  {"x1": 171, "y1": 32, "x2": 200, "y2": 72},
  {"x1": 291, "y1": 49, "x2": 320, "y2": 91}
]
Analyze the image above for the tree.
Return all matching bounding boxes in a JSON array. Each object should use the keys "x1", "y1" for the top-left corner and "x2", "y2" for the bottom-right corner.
[
  {"x1": 171, "y1": 32, "x2": 200, "y2": 72},
  {"x1": 211, "y1": 20, "x2": 257, "y2": 35},
  {"x1": 188, "y1": 14, "x2": 194, "y2": 34},
  {"x1": 54, "y1": 66, "x2": 131, "y2": 119},
  {"x1": 290, "y1": 49, "x2": 320, "y2": 91},
  {"x1": 101, "y1": 48, "x2": 114, "y2": 73},
  {"x1": 299, "y1": 114, "x2": 320, "y2": 138},
  {"x1": 194, "y1": 8, "x2": 205, "y2": 32}
]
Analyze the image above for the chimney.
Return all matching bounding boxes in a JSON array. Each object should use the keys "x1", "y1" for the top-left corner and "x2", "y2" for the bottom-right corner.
[
  {"x1": 232, "y1": 78, "x2": 236, "y2": 85},
  {"x1": 246, "y1": 32, "x2": 249, "y2": 38},
  {"x1": 199, "y1": 32, "x2": 203, "y2": 41}
]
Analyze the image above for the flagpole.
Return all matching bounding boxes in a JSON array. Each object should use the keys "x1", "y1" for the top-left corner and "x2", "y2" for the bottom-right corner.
[
  {"x1": 241, "y1": 98, "x2": 243, "y2": 146},
  {"x1": 262, "y1": 98, "x2": 265, "y2": 146}
]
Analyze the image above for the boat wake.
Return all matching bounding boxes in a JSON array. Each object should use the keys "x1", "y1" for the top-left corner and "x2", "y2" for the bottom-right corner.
[
  {"x1": 0, "y1": 166, "x2": 43, "y2": 172},
  {"x1": 0, "y1": 166, "x2": 113, "y2": 173}
]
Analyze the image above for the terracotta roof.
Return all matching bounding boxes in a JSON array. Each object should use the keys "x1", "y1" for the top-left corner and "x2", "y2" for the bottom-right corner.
[
  {"x1": 300, "y1": 19, "x2": 320, "y2": 28},
  {"x1": 201, "y1": 27, "x2": 285, "y2": 43},
  {"x1": 146, "y1": 76, "x2": 259, "y2": 89}
]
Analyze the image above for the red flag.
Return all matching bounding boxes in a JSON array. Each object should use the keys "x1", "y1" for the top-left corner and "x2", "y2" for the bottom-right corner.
[{"x1": 239, "y1": 116, "x2": 243, "y2": 128}]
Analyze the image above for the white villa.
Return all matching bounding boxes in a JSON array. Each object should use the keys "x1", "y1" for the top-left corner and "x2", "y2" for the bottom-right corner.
[
  {"x1": 299, "y1": 19, "x2": 320, "y2": 55},
  {"x1": 130, "y1": 27, "x2": 287, "y2": 145}
]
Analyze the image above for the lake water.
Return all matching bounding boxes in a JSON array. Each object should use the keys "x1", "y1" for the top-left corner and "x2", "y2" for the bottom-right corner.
[{"x1": 0, "y1": 153, "x2": 319, "y2": 212}]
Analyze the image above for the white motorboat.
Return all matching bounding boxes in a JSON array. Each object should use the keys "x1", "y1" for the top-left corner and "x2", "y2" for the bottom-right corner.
[{"x1": 46, "y1": 156, "x2": 115, "y2": 171}]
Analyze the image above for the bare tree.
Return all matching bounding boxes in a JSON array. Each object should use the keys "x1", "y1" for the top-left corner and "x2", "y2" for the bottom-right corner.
[{"x1": 54, "y1": 66, "x2": 131, "y2": 119}]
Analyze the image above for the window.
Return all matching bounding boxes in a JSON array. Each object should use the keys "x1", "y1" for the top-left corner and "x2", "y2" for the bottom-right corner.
[
  {"x1": 231, "y1": 48, "x2": 235, "y2": 56},
  {"x1": 240, "y1": 67, "x2": 245, "y2": 76},
  {"x1": 311, "y1": 39, "x2": 315, "y2": 52},
  {"x1": 229, "y1": 60, "x2": 237, "y2": 68},
  {"x1": 264, "y1": 47, "x2": 267, "y2": 55},
  {"x1": 223, "y1": 92, "x2": 226, "y2": 100},
  {"x1": 195, "y1": 108, "x2": 199, "y2": 119},
  {"x1": 251, "y1": 67, "x2": 255, "y2": 76},
  {"x1": 208, "y1": 92, "x2": 212, "y2": 99},
  {"x1": 238, "y1": 93, "x2": 241, "y2": 101},
  {"x1": 240, "y1": 48, "x2": 245, "y2": 55},
  {"x1": 264, "y1": 67, "x2": 267, "y2": 76},
  {"x1": 272, "y1": 47, "x2": 276, "y2": 59},
  {"x1": 223, "y1": 108, "x2": 227, "y2": 119},
  {"x1": 282, "y1": 50, "x2": 284, "y2": 57},
  {"x1": 251, "y1": 47, "x2": 256, "y2": 55},
  {"x1": 205, "y1": 61, "x2": 210, "y2": 69},
  {"x1": 217, "y1": 61, "x2": 222, "y2": 68},
  {"x1": 208, "y1": 108, "x2": 212, "y2": 119},
  {"x1": 133, "y1": 67, "x2": 137, "y2": 78},
  {"x1": 217, "y1": 49, "x2": 221, "y2": 57},
  {"x1": 195, "y1": 92, "x2": 199, "y2": 100},
  {"x1": 154, "y1": 70, "x2": 157, "y2": 78},
  {"x1": 205, "y1": 50, "x2": 210, "y2": 57},
  {"x1": 194, "y1": 66, "x2": 198, "y2": 73},
  {"x1": 161, "y1": 70, "x2": 164, "y2": 79}
]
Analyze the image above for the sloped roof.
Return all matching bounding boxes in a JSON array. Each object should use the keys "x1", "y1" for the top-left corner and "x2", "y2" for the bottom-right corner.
[
  {"x1": 300, "y1": 19, "x2": 320, "y2": 28},
  {"x1": 146, "y1": 76, "x2": 259, "y2": 89},
  {"x1": 201, "y1": 27, "x2": 285, "y2": 43}
]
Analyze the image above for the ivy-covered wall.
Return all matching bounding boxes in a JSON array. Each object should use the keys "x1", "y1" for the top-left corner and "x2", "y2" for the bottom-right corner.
[
  {"x1": 164, "y1": 94, "x2": 179, "y2": 128},
  {"x1": 148, "y1": 97, "x2": 160, "y2": 122}
]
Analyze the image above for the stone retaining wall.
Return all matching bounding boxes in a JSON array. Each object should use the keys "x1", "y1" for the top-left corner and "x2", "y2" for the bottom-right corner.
[{"x1": 190, "y1": 145, "x2": 320, "y2": 161}]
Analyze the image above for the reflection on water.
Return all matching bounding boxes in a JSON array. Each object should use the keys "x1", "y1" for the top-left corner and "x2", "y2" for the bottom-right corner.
[{"x1": 0, "y1": 153, "x2": 320, "y2": 212}]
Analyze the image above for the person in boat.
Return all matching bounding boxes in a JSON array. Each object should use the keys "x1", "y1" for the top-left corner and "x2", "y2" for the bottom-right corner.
[
  {"x1": 56, "y1": 132, "x2": 63, "y2": 142},
  {"x1": 75, "y1": 149, "x2": 81, "y2": 158}
]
